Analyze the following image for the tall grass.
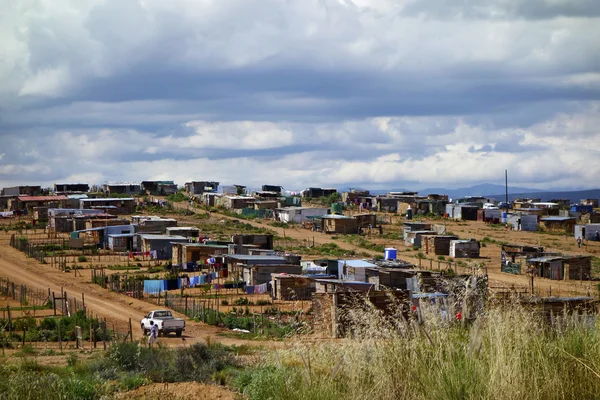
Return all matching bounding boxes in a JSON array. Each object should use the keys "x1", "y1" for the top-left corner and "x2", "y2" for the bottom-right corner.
[{"x1": 237, "y1": 302, "x2": 600, "y2": 400}]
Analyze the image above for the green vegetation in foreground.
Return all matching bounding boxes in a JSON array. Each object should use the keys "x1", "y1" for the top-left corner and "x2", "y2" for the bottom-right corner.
[
  {"x1": 236, "y1": 305, "x2": 600, "y2": 400},
  {"x1": 2, "y1": 303, "x2": 600, "y2": 400},
  {"x1": 0, "y1": 341, "x2": 239, "y2": 400}
]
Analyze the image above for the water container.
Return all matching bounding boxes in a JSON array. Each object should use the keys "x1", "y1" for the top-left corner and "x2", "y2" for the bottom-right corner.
[
  {"x1": 501, "y1": 212, "x2": 508, "y2": 223},
  {"x1": 331, "y1": 202, "x2": 344, "y2": 214},
  {"x1": 384, "y1": 247, "x2": 397, "y2": 260}
]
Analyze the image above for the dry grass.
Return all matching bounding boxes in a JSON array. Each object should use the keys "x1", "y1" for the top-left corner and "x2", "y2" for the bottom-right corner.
[{"x1": 237, "y1": 300, "x2": 600, "y2": 400}]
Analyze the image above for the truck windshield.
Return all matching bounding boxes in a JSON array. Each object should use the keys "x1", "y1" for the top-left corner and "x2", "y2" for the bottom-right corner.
[{"x1": 153, "y1": 311, "x2": 172, "y2": 318}]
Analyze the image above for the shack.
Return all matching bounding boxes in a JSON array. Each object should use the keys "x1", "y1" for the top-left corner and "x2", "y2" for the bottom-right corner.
[
  {"x1": 102, "y1": 183, "x2": 141, "y2": 195},
  {"x1": 16, "y1": 195, "x2": 68, "y2": 214},
  {"x1": 422, "y1": 235, "x2": 459, "y2": 255},
  {"x1": 445, "y1": 204, "x2": 478, "y2": 221},
  {"x1": 337, "y1": 259, "x2": 378, "y2": 282},
  {"x1": 165, "y1": 227, "x2": 200, "y2": 239},
  {"x1": 54, "y1": 183, "x2": 90, "y2": 194},
  {"x1": 226, "y1": 254, "x2": 302, "y2": 285},
  {"x1": 527, "y1": 255, "x2": 592, "y2": 281},
  {"x1": 506, "y1": 214, "x2": 538, "y2": 231},
  {"x1": 449, "y1": 239, "x2": 480, "y2": 258},
  {"x1": 275, "y1": 207, "x2": 329, "y2": 224},
  {"x1": 271, "y1": 274, "x2": 314, "y2": 300},
  {"x1": 320, "y1": 214, "x2": 358, "y2": 234},
  {"x1": 138, "y1": 234, "x2": 189, "y2": 260},
  {"x1": 185, "y1": 181, "x2": 219, "y2": 195},
  {"x1": 539, "y1": 217, "x2": 576, "y2": 234},
  {"x1": 574, "y1": 224, "x2": 600, "y2": 241},
  {"x1": 354, "y1": 213, "x2": 377, "y2": 229},
  {"x1": 366, "y1": 268, "x2": 436, "y2": 291},
  {"x1": 231, "y1": 234, "x2": 274, "y2": 252},
  {"x1": 135, "y1": 216, "x2": 178, "y2": 234},
  {"x1": 404, "y1": 230, "x2": 437, "y2": 248},
  {"x1": 477, "y1": 209, "x2": 501, "y2": 223},
  {"x1": 107, "y1": 233, "x2": 135, "y2": 252},
  {"x1": 141, "y1": 180, "x2": 178, "y2": 195},
  {"x1": 79, "y1": 198, "x2": 136, "y2": 214},
  {"x1": 171, "y1": 242, "x2": 230, "y2": 266}
]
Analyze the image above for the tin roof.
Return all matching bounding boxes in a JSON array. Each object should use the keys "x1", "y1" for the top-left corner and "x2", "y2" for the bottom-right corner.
[
  {"x1": 540, "y1": 217, "x2": 575, "y2": 222},
  {"x1": 81, "y1": 197, "x2": 135, "y2": 202},
  {"x1": 226, "y1": 255, "x2": 288, "y2": 262},
  {"x1": 338, "y1": 259, "x2": 378, "y2": 268},
  {"x1": 18, "y1": 195, "x2": 68, "y2": 202},
  {"x1": 139, "y1": 234, "x2": 188, "y2": 241}
]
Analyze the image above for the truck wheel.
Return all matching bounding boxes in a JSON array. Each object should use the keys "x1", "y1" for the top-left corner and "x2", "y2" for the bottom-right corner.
[
  {"x1": 141, "y1": 324, "x2": 147, "y2": 336},
  {"x1": 176, "y1": 330, "x2": 182, "y2": 337}
]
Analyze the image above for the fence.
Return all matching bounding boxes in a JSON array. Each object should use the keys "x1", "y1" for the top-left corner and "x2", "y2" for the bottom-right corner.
[
  {"x1": 0, "y1": 276, "x2": 132, "y2": 349},
  {"x1": 416, "y1": 257, "x2": 488, "y2": 277},
  {"x1": 163, "y1": 292, "x2": 302, "y2": 337},
  {"x1": 0, "y1": 277, "x2": 52, "y2": 311}
]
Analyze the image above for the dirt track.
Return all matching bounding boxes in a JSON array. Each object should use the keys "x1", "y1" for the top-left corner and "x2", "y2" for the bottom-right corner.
[{"x1": 0, "y1": 241, "x2": 269, "y2": 348}]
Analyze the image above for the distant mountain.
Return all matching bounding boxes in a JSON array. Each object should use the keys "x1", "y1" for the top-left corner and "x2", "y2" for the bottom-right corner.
[
  {"x1": 419, "y1": 184, "x2": 543, "y2": 199},
  {"x1": 336, "y1": 184, "x2": 600, "y2": 204},
  {"x1": 486, "y1": 189, "x2": 600, "y2": 203}
]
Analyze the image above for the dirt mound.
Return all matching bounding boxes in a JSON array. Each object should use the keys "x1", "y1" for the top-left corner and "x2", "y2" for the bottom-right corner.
[{"x1": 114, "y1": 382, "x2": 239, "y2": 400}]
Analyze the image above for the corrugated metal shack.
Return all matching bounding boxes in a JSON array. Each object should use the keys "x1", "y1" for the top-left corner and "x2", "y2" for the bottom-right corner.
[
  {"x1": 271, "y1": 274, "x2": 315, "y2": 300},
  {"x1": 404, "y1": 230, "x2": 437, "y2": 247},
  {"x1": 445, "y1": 204, "x2": 478, "y2": 221},
  {"x1": 422, "y1": 235, "x2": 459, "y2": 255},
  {"x1": 539, "y1": 217, "x2": 576, "y2": 234},
  {"x1": 574, "y1": 224, "x2": 600, "y2": 241},
  {"x1": 527, "y1": 255, "x2": 592, "y2": 281},
  {"x1": 449, "y1": 239, "x2": 480, "y2": 258},
  {"x1": 320, "y1": 214, "x2": 359, "y2": 234}
]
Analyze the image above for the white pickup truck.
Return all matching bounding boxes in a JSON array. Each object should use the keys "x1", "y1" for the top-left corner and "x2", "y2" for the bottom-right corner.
[{"x1": 141, "y1": 310, "x2": 186, "y2": 337}]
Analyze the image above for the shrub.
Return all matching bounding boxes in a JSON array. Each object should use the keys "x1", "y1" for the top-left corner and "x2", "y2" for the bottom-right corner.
[
  {"x1": 221, "y1": 300, "x2": 229, "y2": 306},
  {"x1": 233, "y1": 297, "x2": 250, "y2": 306},
  {"x1": 78, "y1": 255, "x2": 88, "y2": 263}
]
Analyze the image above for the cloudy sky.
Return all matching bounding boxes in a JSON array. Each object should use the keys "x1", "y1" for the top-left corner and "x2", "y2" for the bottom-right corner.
[{"x1": 1, "y1": 0, "x2": 599, "y2": 192}]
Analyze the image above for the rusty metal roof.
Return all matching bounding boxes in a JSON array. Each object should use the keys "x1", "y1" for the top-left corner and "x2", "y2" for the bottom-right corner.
[{"x1": 17, "y1": 195, "x2": 68, "y2": 202}]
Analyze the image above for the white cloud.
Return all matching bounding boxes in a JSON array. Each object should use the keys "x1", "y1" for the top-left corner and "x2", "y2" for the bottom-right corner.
[
  {"x1": 1, "y1": 0, "x2": 599, "y2": 191},
  {"x1": 176, "y1": 121, "x2": 295, "y2": 150}
]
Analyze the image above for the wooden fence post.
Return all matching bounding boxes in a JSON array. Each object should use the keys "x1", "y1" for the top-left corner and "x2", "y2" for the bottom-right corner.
[
  {"x1": 128, "y1": 318, "x2": 133, "y2": 342},
  {"x1": 58, "y1": 319, "x2": 62, "y2": 351}
]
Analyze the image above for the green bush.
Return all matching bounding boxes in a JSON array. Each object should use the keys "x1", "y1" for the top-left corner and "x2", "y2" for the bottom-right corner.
[{"x1": 233, "y1": 297, "x2": 250, "y2": 306}]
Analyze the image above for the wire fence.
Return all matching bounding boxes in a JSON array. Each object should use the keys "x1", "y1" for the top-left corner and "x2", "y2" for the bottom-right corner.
[{"x1": 0, "y1": 276, "x2": 132, "y2": 349}]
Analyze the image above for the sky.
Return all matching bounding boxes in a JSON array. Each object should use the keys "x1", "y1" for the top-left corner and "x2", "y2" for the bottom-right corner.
[{"x1": 1, "y1": 0, "x2": 599, "y2": 192}]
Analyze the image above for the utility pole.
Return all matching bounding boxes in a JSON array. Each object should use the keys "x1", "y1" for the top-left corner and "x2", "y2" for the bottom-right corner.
[{"x1": 505, "y1": 169, "x2": 509, "y2": 213}]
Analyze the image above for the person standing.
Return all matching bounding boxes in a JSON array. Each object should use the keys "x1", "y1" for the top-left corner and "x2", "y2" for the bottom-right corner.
[
  {"x1": 577, "y1": 236, "x2": 582, "y2": 248},
  {"x1": 148, "y1": 320, "x2": 158, "y2": 348}
]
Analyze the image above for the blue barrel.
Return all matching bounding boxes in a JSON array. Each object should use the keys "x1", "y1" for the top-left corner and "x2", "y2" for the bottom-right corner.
[
  {"x1": 384, "y1": 248, "x2": 397, "y2": 260},
  {"x1": 501, "y1": 212, "x2": 508, "y2": 223}
]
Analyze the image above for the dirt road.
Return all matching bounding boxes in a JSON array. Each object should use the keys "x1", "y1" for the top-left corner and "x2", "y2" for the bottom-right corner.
[{"x1": 0, "y1": 243, "x2": 270, "y2": 347}]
